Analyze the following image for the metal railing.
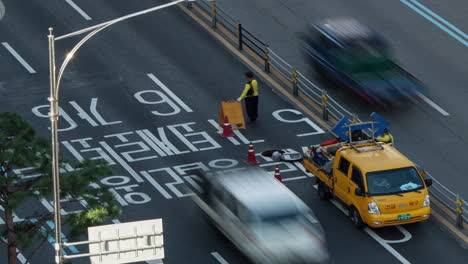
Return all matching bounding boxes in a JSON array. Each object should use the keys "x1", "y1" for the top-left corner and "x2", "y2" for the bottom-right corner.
[
  {"x1": 429, "y1": 175, "x2": 467, "y2": 227},
  {"x1": 187, "y1": 0, "x2": 466, "y2": 229}
]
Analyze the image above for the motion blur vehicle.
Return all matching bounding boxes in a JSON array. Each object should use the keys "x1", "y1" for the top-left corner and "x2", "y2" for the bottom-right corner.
[
  {"x1": 193, "y1": 167, "x2": 329, "y2": 264},
  {"x1": 303, "y1": 17, "x2": 425, "y2": 108},
  {"x1": 302, "y1": 116, "x2": 432, "y2": 228}
]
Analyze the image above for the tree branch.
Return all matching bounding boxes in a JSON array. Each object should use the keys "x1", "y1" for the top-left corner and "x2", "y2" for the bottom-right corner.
[
  {"x1": 24, "y1": 235, "x2": 49, "y2": 264},
  {"x1": 26, "y1": 213, "x2": 54, "y2": 235}
]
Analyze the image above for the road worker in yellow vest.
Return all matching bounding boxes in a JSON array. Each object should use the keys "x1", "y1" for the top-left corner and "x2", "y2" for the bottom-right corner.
[
  {"x1": 237, "y1": 71, "x2": 259, "y2": 123},
  {"x1": 376, "y1": 128, "x2": 394, "y2": 145}
]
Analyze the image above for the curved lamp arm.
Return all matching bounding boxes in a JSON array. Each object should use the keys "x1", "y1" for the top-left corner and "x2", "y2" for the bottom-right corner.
[
  {"x1": 54, "y1": 0, "x2": 186, "y2": 98},
  {"x1": 55, "y1": 24, "x2": 110, "y2": 98}
]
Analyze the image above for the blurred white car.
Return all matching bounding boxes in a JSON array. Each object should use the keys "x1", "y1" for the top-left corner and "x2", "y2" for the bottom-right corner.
[{"x1": 193, "y1": 167, "x2": 329, "y2": 264}]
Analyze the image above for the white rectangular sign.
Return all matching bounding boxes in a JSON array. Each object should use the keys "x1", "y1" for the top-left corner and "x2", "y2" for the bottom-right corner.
[{"x1": 88, "y1": 219, "x2": 164, "y2": 264}]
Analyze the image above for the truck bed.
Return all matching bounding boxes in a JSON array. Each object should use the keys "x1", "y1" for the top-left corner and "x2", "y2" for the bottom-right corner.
[{"x1": 303, "y1": 148, "x2": 334, "y2": 184}]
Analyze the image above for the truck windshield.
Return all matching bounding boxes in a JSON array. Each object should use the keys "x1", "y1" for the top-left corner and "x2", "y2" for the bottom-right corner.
[{"x1": 366, "y1": 167, "x2": 424, "y2": 196}]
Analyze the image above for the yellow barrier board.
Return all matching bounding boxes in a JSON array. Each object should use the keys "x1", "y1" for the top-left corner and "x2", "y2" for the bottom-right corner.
[{"x1": 219, "y1": 100, "x2": 246, "y2": 130}]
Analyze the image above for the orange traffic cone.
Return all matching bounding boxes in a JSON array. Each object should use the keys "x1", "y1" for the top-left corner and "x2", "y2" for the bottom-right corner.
[
  {"x1": 246, "y1": 142, "x2": 260, "y2": 164},
  {"x1": 221, "y1": 116, "x2": 234, "y2": 137},
  {"x1": 274, "y1": 165, "x2": 282, "y2": 182}
]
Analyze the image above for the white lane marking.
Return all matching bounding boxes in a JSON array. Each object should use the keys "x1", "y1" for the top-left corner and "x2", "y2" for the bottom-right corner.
[
  {"x1": 65, "y1": 0, "x2": 92, "y2": 20},
  {"x1": 211, "y1": 252, "x2": 229, "y2": 264},
  {"x1": 365, "y1": 229, "x2": 411, "y2": 264},
  {"x1": 99, "y1": 141, "x2": 144, "y2": 182},
  {"x1": 282, "y1": 175, "x2": 307, "y2": 182},
  {"x1": 2, "y1": 237, "x2": 28, "y2": 263},
  {"x1": 416, "y1": 92, "x2": 450, "y2": 116},
  {"x1": 2, "y1": 42, "x2": 36, "y2": 73},
  {"x1": 409, "y1": 0, "x2": 467, "y2": 40},
  {"x1": 400, "y1": 0, "x2": 467, "y2": 46},
  {"x1": 385, "y1": 226, "x2": 412, "y2": 244},
  {"x1": 208, "y1": 119, "x2": 241, "y2": 145},
  {"x1": 147, "y1": 73, "x2": 193, "y2": 113},
  {"x1": 17, "y1": 251, "x2": 28, "y2": 264},
  {"x1": 312, "y1": 185, "x2": 412, "y2": 264}
]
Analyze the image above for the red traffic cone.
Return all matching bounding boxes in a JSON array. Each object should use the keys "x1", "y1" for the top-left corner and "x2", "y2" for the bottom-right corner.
[
  {"x1": 221, "y1": 116, "x2": 235, "y2": 137},
  {"x1": 246, "y1": 142, "x2": 260, "y2": 164},
  {"x1": 274, "y1": 165, "x2": 282, "y2": 182}
]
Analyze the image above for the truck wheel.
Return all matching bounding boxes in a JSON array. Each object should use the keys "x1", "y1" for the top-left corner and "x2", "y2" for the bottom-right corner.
[
  {"x1": 350, "y1": 207, "x2": 365, "y2": 230},
  {"x1": 317, "y1": 181, "x2": 330, "y2": 200}
]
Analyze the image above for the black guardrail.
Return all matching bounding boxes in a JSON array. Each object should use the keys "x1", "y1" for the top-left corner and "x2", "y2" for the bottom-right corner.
[{"x1": 185, "y1": 0, "x2": 466, "y2": 229}]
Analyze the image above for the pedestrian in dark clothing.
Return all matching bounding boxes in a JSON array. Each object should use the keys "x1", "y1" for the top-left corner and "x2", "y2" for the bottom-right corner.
[{"x1": 237, "y1": 71, "x2": 259, "y2": 122}]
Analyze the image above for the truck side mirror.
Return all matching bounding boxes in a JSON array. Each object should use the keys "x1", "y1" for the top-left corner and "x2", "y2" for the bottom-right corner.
[
  {"x1": 416, "y1": 165, "x2": 427, "y2": 178},
  {"x1": 424, "y1": 178, "x2": 433, "y2": 187},
  {"x1": 355, "y1": 187, "x2": 365, "y2": 197}
]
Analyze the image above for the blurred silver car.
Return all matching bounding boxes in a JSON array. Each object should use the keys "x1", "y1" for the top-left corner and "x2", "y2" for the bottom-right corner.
[{"x1": 193, "y1": 167, "x2": 329, "y2": 263}]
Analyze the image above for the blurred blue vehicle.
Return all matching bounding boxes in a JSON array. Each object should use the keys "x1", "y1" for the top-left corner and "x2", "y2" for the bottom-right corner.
[{"x1": 303, "y1": 17, "x2": 426, "y2": 108}]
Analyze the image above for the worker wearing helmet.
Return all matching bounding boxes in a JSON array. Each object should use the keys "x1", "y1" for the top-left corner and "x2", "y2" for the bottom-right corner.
[{"x1": 376, "y1": 128, "x2": 394, "y2": 145}]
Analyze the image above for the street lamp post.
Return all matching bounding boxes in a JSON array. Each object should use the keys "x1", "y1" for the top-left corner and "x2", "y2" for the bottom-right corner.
[{"x1": 47, "y1": 1, "x2": 186, "y2": 263}]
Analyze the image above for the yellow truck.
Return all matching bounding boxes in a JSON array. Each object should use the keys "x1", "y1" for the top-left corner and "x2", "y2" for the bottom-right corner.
[{"x1": 303, "y1": 114, "x2": 432, "y2": 228}]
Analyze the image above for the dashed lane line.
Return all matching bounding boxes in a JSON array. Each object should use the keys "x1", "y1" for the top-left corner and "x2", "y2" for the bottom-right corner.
[
  {"x1": 2, "y1": 42, "x2": 36, "y2": 74},
  {"x1": 211, "y1": 252, "x2": 230, "y2": 264},
  {"x1": 416, "y1": 92, "x2": 450, "y2": 116},
  {"x1": 65, "y1": 0, "x2": 91, "y2": 20}
]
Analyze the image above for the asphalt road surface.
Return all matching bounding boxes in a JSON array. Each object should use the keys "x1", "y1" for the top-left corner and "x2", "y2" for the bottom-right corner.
[
  {"x1": 218, "y1": 0, "x2": 468, "y2": 199},
  {"x1": 0, "y1": 1, "x2": 467, "y2": 264}
]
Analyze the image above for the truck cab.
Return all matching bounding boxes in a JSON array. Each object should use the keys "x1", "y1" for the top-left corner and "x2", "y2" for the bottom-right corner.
[{"x1": 303, "y1": 114, "x2": 432, "y2": 228}]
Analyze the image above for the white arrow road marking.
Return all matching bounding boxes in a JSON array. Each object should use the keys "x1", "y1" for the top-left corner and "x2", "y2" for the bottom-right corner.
[{"x1": 2, "y1": 42, "x2": 36, "y2": 73}]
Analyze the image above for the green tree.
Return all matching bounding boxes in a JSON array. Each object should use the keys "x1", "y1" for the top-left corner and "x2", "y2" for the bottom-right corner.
[{"x1": 0, "y1": 112, "x2": 120, "y2": 264}]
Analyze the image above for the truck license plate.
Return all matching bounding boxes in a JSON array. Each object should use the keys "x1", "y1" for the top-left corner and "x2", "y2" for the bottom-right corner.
[{"x1": 397, "y1": 214, "x2": 411, "y2": 220}]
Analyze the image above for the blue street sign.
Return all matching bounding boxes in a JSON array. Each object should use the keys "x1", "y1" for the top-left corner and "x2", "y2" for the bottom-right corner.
[
  {"x1": 331, "y1": 112, "x2": 388, "y2": 141},
  {"x1": 370, "y1": 112, "x2": 388, "y2": 137}
]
